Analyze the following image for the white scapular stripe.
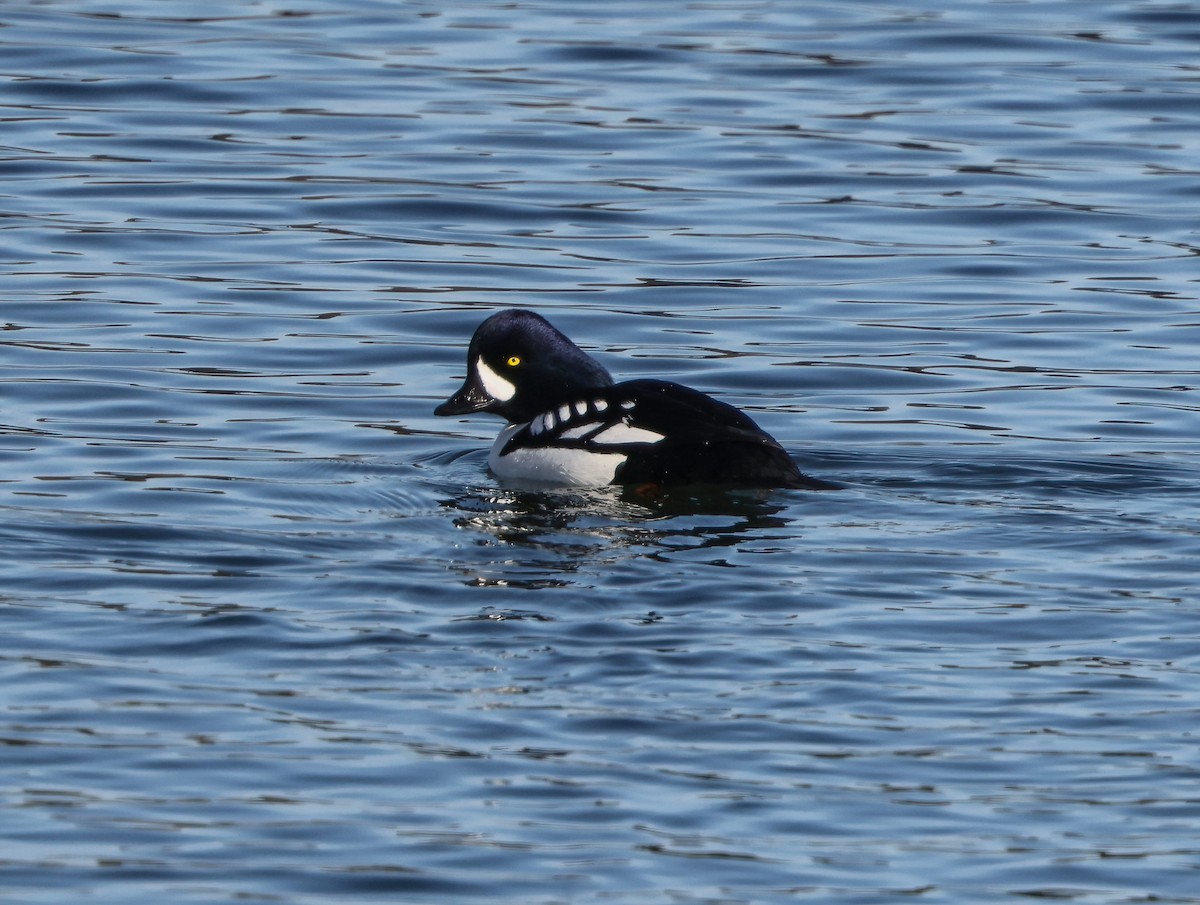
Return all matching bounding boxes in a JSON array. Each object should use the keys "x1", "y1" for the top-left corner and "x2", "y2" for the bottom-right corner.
[
  {"x1": 476, "y1": 357, "x2": 515, "y2": 401},
  {"x1": 592, "y1": 422, "x2": 664, "y2": 445},
  {"x1": 558, "y1": 423, "x2": 596, "y2": 440}
]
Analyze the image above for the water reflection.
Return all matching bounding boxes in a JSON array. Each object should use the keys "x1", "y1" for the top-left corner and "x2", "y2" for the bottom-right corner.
[{"x1": 439, "y1": 483, "x2": 798, "y2": 590}]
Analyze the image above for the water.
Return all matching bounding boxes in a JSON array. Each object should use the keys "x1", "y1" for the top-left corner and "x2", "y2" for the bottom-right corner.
[{"x1": 3, "y1": 1, "x2": 1199, "y2": 902}]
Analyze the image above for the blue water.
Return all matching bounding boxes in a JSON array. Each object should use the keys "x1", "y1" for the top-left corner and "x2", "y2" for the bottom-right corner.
[{"x1": 3, "y1": 1, "x2": 1199, "y2": 903}]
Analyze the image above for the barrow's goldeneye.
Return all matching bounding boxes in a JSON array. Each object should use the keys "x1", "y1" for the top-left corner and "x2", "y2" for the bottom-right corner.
[{"x1": 435, "y1": 309, "x2": 828, "y2": 489}]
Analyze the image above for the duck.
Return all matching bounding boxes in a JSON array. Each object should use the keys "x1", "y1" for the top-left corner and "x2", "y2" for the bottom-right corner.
[{"x1": 434, "y1": 309, "x2": 829, "y2": 489}]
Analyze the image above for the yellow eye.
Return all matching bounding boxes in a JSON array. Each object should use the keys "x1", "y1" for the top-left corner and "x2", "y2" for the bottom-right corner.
[{"x1": 506, "y1": 355, "x2": 522, "y2": 367}]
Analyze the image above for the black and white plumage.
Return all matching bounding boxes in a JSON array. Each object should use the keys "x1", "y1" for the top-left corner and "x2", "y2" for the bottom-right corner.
[{"x1": 434, "y1": 309, "x2": 828, "y2": 489}]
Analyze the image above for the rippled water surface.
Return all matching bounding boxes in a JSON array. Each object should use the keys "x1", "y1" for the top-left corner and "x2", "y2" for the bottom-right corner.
[{"x1": 3, "y1": 1, "x2": 1199, "y2": 902}]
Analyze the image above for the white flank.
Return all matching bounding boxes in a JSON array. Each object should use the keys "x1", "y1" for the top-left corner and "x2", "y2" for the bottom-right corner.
[
  {"x1": 476, "y1": 357, "x2": 515, "y2": 401},
  {"x1": 488, "y1": 424, "x2": 624, "y2": 486}
]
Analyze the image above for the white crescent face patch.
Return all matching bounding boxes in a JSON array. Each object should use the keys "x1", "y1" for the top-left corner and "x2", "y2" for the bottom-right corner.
[{"x1": 476, "y1": 357, "x2": 515, "y2": 402}]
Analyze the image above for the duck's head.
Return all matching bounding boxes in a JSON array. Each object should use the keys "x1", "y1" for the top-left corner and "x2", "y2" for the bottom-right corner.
[{"x1": 434, "y1": 309, "x2": 614, "y2": 424}]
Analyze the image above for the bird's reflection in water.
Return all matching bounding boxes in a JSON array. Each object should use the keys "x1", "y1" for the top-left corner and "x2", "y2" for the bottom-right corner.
[{"x1": 439, "y1": 482, "x2": 797, "y2": 592}]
